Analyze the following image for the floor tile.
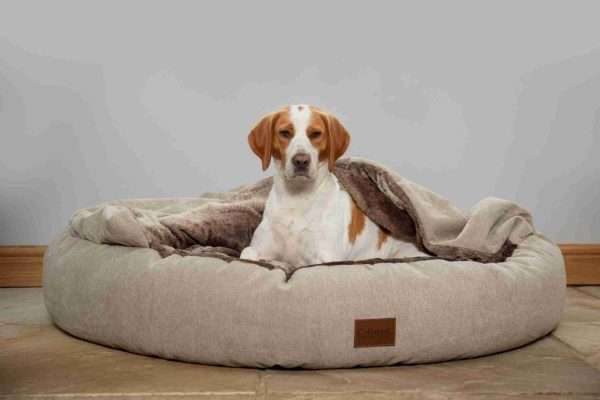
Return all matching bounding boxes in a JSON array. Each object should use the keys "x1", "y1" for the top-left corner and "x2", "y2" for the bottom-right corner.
[
  {"x1": 562, "y1": 288, "x2": 600, "y2": 323},
  {"x1": 576, "y1": 286, "x2": 600, "y2": 299},
  {"x1": 553, "y1": 321, "x2": 600, "y2": 370},
  {"x1": 0, "y1": 288, "x2": 51, "y2": 326},
  {"x1": 0, "y1": 326, "x2": 260, "y2": 396}
]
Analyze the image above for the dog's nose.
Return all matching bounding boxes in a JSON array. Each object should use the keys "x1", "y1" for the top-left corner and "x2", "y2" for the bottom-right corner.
[{"x1": 292, "y1": 153, "x2": 310, "y2": 170}]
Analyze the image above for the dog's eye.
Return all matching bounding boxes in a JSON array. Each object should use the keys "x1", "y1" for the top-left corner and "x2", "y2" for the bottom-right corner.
[
  {"x1": 278, "y1": 130, "x2": 292, "y2": 139},
  {"x1": 309, "y1": 131, "x2": 322, "y2": 139}
]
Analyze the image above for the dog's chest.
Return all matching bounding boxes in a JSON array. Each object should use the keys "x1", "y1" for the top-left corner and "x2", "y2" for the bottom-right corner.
[{"x1": 266, "y1": 195, "x2": 347, "y2": 264}]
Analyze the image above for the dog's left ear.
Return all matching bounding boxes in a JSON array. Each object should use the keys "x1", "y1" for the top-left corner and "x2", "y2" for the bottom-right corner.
[
  {"x1": 326, "y1": 114, "x2": 351, "y2": 171},
  {"x1": 248, "y1": 112, "x2": 278, "y2": 171}
]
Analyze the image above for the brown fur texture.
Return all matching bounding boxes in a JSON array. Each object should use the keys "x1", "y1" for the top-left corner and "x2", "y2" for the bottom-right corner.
[
  {"x1": 377, "y1": 227, "x2": 389, "y2": 250},
  {"x1": 70, "y1": 157, "x2": 534, "y2": 266},
  {"x1": 348, "y1": 198, "x2": 366, "y2": 244}
]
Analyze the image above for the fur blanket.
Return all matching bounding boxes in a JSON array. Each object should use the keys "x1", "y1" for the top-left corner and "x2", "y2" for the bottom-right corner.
[{"x1": 70, "y1": 158, "x2": 535, "y2": 268}]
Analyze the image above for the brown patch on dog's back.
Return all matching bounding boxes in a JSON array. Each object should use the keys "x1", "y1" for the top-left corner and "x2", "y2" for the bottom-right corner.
[
  {"x1": 348, "y1": 198, "x2": 366, "y2": 244},
  {"x1": 377, "y1": 226, "x2": 389, "y2": 249}
]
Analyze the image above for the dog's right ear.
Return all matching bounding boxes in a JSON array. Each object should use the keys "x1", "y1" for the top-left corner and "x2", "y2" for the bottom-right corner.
[{"x1": 248, "y1": 112, "x2": 278, "y2": 171}]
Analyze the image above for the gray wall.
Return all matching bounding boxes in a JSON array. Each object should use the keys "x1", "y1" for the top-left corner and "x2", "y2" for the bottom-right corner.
[{"x1": 1, "y1": 0, "x2": 599, "y2": 245}]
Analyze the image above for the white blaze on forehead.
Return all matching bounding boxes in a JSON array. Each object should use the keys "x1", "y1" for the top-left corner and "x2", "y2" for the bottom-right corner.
[{"x1": 288, "y1": 104, "x2": 313, "y2": 156}]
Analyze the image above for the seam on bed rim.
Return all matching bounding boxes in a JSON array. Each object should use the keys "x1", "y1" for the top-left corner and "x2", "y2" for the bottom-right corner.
[{"x1": 206, "y1": 254, "x2": 443, "y2": 282}]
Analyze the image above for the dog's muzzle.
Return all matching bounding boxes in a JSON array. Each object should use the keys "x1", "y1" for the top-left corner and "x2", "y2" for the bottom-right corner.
[{"x1": 291, "y1": 153, "x2": 311, "y2": 176}]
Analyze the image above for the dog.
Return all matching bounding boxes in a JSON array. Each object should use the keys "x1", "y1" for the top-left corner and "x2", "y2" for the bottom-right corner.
[{"x1": 240, "y1": 105, "x2": 426, "y2": 266}]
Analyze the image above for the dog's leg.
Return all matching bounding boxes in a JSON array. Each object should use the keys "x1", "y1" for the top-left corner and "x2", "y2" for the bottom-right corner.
[{"x1": 240, "y1": 218, "x2": 274, "y2": 261}]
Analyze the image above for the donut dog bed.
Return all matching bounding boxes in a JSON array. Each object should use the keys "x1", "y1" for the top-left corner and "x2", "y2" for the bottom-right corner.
[{"x1": 43, "y1": 159, "x2": 566, "y2": 369}]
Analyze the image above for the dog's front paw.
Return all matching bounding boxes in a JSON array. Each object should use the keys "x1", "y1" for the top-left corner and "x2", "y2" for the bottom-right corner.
[{"x1": 240, "y1": 246, "x2": 259, "y2": 260}]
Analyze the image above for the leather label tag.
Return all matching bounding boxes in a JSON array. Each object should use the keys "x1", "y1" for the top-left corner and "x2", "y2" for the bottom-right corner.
[{"x1": 354, "y1": 318, "x2": 396, "y2": 348}]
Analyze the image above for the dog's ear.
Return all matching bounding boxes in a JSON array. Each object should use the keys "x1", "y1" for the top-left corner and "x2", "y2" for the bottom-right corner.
[
  {"x1": 326, "y1": 114, "x2": 351, "y2": 171},
  {"x1": 248, "y1": 112, "x2": 278, "y2": 171}
]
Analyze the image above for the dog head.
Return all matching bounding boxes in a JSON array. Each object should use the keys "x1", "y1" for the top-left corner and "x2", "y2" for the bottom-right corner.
[{"x1": 248, "y1": 105, "x2": 351, "y2": 182}]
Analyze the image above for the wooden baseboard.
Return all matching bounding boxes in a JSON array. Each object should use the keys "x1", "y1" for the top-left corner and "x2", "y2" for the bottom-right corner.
[
  {"x1": 560, "y1": 244, "x2": 600, "y2": 285},
  {"x1": 0, "y1": 244, "x2": 598, "y2": 287},
  {"x1": 0, "y1": 246, "x2": 46, "y2": 287}
]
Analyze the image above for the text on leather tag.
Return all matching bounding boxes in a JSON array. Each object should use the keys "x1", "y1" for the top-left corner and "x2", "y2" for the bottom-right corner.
[{"x1": 354, "y1": 318, "x2": 396, "y2": 348}]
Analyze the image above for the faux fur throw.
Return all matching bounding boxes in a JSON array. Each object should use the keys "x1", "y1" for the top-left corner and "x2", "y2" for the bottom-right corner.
[{"x1": 70, "y1": 158, "x2": 535, "y2": 268}]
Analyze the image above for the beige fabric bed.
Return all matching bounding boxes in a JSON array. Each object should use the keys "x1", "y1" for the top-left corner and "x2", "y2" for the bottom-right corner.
[{"x1": 43, "y1": 210, "x2": 565, "y2": 368}]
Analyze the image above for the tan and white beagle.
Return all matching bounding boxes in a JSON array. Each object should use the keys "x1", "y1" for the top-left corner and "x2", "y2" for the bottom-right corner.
[{"x1": 240, "y1": 105, "x2": 426, "y2": 266}]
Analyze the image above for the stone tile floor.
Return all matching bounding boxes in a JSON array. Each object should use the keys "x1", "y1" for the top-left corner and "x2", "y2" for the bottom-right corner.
[{"x1": 1, "y1": 287, "x2": 600, "y2": 399}]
